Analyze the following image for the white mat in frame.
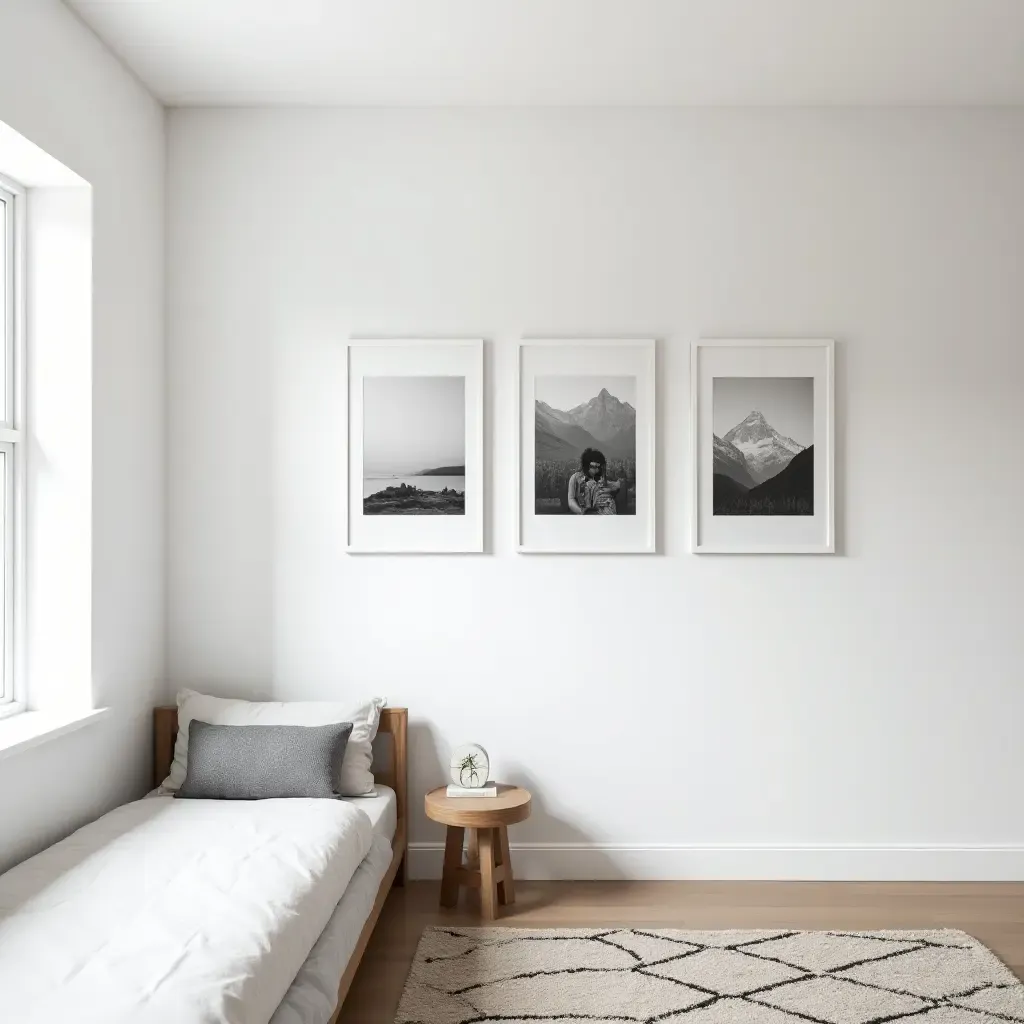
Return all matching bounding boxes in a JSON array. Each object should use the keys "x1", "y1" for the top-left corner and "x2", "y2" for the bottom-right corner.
[
  {"x1": 691, "y1": 338, "x2": 835, "y2": 554},
  {"x1": 516, "y1": 338, "x2": 656, "y2": 554},
  {"x1": 345, "y1": 338, "x2": 483, "y2": 553}
]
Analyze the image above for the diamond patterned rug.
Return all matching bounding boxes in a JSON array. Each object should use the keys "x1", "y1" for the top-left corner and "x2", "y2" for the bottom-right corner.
[{"x1": 395, "y1": 928, "x2": 1024, "y2": 1023}]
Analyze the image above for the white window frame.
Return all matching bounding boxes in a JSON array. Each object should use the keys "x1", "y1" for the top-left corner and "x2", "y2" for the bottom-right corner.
[{"x1": 0, "y1": 170, "x2": 25, "y2": 720}]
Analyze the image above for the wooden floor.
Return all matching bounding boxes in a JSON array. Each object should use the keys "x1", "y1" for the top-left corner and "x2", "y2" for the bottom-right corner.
[{"x1": 340, "y1": 880, "x2": 1024, "y2": 1022}]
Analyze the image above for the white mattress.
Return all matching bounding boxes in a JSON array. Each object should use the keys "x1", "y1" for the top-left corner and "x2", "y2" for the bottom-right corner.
[
  {"x1": 0, "y1": 797, "x2": 373, "y2": 1024},
  {"x1": 270, "y1": 833, "x2": 393, "y2": 1024},
  {"x1": 342, "y1": 784, "x2": 397, "y2": 841},
  {"x1": 146, "y1": 785, "x2": 398, "y2": 843}
]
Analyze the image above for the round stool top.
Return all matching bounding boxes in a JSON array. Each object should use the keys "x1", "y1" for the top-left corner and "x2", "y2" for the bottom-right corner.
[{"x1": 425, "y1": 785, "x2": 532, "y2": 828}]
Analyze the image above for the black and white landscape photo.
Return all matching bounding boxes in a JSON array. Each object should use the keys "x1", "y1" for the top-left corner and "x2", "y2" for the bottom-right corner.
[
  {"x1": 363, "y1": 375, "x2": 465, "y2": 515},
  {"x1": 535, "y1": 376, "x2": 637, "y2": 515},
  {"x1": 713, "y1": 376, "x2": 814, "y2": 515}
]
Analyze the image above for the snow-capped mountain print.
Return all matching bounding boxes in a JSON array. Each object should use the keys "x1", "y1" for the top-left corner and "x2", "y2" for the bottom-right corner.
[
  {"x1": 712, "y1": 377, "x2": 814, "y2": 516},
  {"x1": 723, "y1": 410, "x2": 805, "y2": 484}
]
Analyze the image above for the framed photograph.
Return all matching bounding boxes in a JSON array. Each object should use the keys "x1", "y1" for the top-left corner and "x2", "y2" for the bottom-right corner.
[
  {"x1": 345, "y1": 339, "x2": 483, "y2": 553},
  {"x1": 691, "y1": 338, "x2": 834, "y2": 554},
  {"x1": 516, "y1": 339, "x2": 656, "y2": 554}
]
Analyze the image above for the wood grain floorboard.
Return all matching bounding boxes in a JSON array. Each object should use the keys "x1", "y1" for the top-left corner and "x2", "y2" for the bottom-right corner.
[{"x1": 339, "y1": 880, "x2": 1024, "y2": 1022}]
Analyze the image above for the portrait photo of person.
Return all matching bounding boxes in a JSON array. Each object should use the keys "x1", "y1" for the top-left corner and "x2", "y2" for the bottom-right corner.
[{"x1": 533, "y1": 376, "x2": 637, "y2": 516}]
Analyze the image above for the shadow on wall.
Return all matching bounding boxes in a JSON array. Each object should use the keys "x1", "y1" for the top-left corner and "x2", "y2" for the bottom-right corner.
[
  {"x1": 405, "y1": 717, "x2": 447, "y2": 839},
  {"x1": 402, "y1": 720, "x2": 616, "y2": 882},
  {"x1": 499, "y1": 763, "x2": 617, "y2": 881}
]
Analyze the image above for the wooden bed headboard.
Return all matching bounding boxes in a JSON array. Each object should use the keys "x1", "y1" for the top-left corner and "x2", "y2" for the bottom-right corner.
[{"x1": 152, "y1": 706, "x2": 408, "y2": 834}]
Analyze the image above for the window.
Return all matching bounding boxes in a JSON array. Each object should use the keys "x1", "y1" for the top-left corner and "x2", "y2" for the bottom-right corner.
[{"x1": 0, "y1": 172, "x2": 22, "y2": 717}]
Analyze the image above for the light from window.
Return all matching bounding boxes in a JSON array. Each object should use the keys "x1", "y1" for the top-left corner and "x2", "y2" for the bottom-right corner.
[{"x1": 0, "y1": 175, "x2": 21, "y2": 713}]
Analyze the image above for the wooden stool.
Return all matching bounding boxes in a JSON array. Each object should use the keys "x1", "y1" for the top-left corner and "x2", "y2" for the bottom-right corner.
[{"x1": 424, "y1": 785, "x2": 532, "y2": 920}]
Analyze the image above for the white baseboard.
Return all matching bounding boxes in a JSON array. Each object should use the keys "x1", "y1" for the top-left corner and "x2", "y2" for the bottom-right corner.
[{"x1": 407, "y1": 842, "x2": 1024, "y2": 882}]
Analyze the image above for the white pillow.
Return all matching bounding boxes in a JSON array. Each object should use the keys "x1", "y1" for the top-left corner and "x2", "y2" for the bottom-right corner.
[{"x1": 164, "y1": 689, "x2": 386, "y2": 797}]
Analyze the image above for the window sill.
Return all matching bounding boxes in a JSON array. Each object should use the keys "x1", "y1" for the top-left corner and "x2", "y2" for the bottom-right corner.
[{"x1": 0, "y1": 707, "x2": 110, "y2": 763}]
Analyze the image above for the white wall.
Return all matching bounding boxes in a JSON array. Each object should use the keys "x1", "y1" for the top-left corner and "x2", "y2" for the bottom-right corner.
[
  {"x1": 0, "y1": 0, "x2": 164, "y2": 871},
  {"x1": 167, "y1": 108, "x2": 1024, "y2": 879}
]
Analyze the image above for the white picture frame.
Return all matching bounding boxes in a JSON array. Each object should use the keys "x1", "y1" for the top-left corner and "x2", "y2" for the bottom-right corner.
[
  {"x1": 516, "y1": 338, "x2": 656, "y2": 554},
  {"x1": 345, "y1": 338, "x2": 483, "y2": 553},
  {"x1": 691, "y1": 338, "x2": 835, "y2": 554}
]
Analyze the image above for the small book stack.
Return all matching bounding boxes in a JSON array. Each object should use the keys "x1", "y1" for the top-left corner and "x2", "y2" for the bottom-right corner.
[{"x1": 446, "y1": 782, "x2": 498, "y2": 798}]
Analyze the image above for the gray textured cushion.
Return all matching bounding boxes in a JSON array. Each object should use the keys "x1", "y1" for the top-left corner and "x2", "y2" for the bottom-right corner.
[{"x1": 176, "y1": 720, "x2": 353, "y2": 800}]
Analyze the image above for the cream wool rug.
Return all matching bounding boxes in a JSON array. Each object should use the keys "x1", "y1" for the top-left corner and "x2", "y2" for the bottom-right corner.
[{"x1": 395, "y1": 928, "x2": 1024, "y2": 1023}]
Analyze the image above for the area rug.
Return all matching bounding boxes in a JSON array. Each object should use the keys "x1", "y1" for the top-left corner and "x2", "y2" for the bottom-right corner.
[{"x1": 395, "y1": 928, "x2": 1024, "y2": 1023}]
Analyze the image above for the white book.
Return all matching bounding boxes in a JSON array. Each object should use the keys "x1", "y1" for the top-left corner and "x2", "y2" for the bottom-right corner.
[{"x1": 446, "y1": 783, "x2": 498, "y2": 798}]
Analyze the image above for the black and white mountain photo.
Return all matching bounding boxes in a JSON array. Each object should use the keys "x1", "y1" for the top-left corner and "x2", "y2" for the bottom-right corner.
[
  {"x1": 712, "y1": 377, "x2": 814, "y2": 515},
  {"x1": 535, "y1": 376, "x2": 637, "y2": 515},
  {"x1": 363, "y1": 375, "x2": 466, "y2": 514}
]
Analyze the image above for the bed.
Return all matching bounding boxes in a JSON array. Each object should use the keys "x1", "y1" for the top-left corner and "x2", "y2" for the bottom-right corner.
[
  {"x1": 0, "y1": 705, "x2": 406, "y2": 1024},
  {"x1": 153, "y1": 704, "x2": 408, "y2": 1024}
]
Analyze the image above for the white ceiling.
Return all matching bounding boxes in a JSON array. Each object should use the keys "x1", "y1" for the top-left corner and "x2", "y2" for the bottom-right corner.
[{"x1": 64, "y1": 0, "x2": 1024, "y2": 107}]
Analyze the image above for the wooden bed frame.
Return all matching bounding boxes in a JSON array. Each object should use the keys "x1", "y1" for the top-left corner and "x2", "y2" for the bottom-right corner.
[{"x1": 153, "y1": 705, "x2": 408, "y2": 1022}]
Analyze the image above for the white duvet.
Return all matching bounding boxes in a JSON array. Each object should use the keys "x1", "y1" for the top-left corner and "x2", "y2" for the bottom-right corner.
[{"x1": 0, "y1": 796, "x2": 372, "y2": 1024}]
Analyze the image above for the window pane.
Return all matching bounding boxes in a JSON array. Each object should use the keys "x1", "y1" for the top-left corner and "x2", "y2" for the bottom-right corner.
[
  {"x1": 0, "y1": 449, "x2": 6, "y2": 701},
  {"x1": 0, "y1": 196, "x2": 6, "y2": 423}
]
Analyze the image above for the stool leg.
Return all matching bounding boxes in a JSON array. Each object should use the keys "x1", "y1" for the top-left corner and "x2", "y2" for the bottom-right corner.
[
  {"x1": 440, "y1": 825, "x2": 464, "y2": 908},
  {"x1": 465, "y1": 827, "x2": 481, "y2": 909},
  {"x1": 496, "y1": 826, "x2": 515, "y2": 906},
  {"x1": 478, "y1": 827, "x2": 498, "y2": 920}
]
